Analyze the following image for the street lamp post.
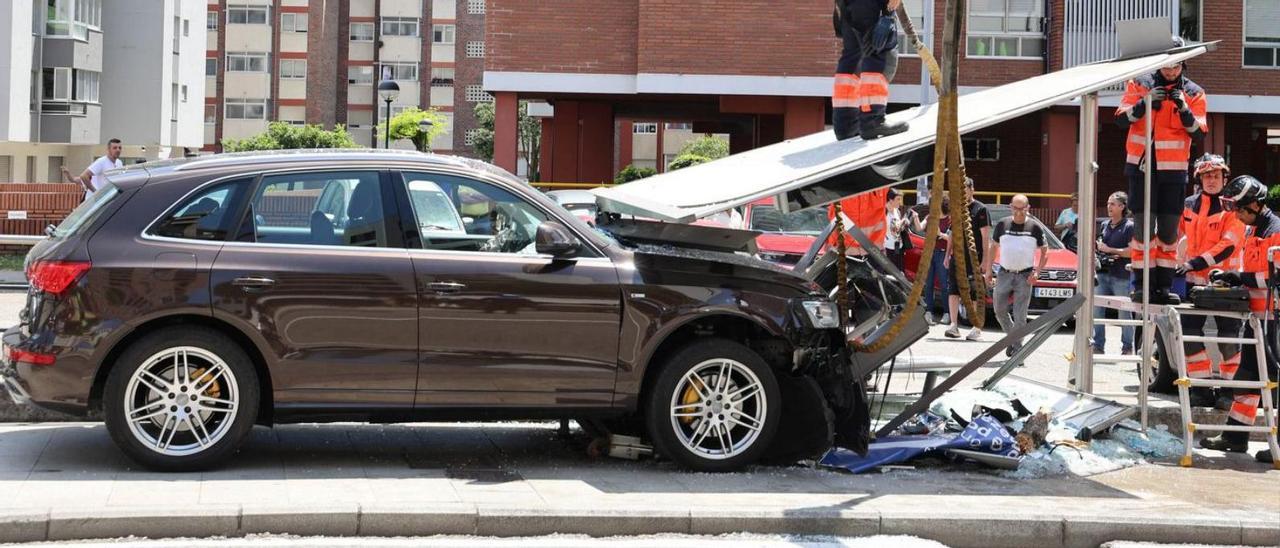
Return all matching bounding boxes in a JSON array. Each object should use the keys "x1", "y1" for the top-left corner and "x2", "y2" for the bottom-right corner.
[
  {"x1": 418, "y1": 118, "x2": 433, "y2": 152},
  {"x1": 377, "y1": 79, "x2": 400, "y2": 149}
]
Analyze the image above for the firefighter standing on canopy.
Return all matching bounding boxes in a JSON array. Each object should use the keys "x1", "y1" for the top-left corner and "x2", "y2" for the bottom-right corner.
[
  {"x1": 832, "y1": 0, "x2": 909, "y2": 141},
  {"x1": 1114, "y1": 41, "x2": 1209, "y2": 305}
]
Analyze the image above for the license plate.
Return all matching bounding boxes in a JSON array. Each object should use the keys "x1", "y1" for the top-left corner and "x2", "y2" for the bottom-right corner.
[{"x1": 1034, "y1": 287, "x2": 1074, "y2": 299}]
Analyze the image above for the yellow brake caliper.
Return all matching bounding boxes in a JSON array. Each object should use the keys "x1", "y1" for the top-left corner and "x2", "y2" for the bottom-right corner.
[{"x1": 680, "y1": 375, "x2": 706, "y2": 425}]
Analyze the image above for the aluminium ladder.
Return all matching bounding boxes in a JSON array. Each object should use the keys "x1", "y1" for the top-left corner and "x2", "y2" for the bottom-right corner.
[{"x1": 1093, "y1": 295, "x2": 1280, "y2": 468}]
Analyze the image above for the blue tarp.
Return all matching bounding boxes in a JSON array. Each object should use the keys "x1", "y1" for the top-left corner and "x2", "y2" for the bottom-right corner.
[{"x1": 821, "y1": 414, "x2": 1020, "y2": 474}]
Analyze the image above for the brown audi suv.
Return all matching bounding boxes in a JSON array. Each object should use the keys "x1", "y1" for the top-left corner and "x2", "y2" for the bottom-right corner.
[{"x1": 2, "y1": 150, "x2": 920, "y2": 472}]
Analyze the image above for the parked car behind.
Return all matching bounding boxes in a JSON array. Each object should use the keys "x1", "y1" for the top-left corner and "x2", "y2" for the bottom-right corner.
[
  {"x1": 903, "y1": 203, "x2": 1078, "y2": 314},
  {"x1": 742, "y1": 197, "x2": 826, "y2": 267},
  {"x1": 2, "y1": 150, "x2": 910, "y2": 474}
]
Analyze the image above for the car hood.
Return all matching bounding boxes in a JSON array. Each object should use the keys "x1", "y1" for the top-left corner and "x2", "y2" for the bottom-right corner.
[{"x1": 629, "y1": 243, "x2": 822, "y2": 296}]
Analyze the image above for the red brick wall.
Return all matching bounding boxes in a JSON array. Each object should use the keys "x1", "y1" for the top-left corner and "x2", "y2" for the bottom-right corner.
[
  {"x1": 635, "y1": 1, "x2": 835, "y2": 76},
  {"x1": 1189, "y1": 0, "x2": 1280, "y2": 97},
  {"x1": 453, "y1": 0, "x2": 488, "y2": 158},
  {"x1": 963, "y1": 112, "x2": 1042, "y2": 196},
  {"x1": 486, "y1": 0, "x2": 638, "y2": 74}
]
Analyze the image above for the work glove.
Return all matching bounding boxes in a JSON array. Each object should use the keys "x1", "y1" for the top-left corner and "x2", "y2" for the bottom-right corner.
[
  {"x1": 1210, "y1": 270, "x2": 1242, "y2": 287},
  {"x1": 1150, "y1": 87, "x2": 1168, "y2": 102},
  {"x1": 1174, "y1": 263, "x2": 1191, "y2": 275},
  {"x1": 1169, "y1": 89, "x2": 1189, "y2": 112}
]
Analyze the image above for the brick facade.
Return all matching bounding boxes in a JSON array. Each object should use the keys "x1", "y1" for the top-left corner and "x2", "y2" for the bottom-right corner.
[
  {"x1": 451, "y1": 0, "x2": 486, "y2": 159},
  {"x1": 486, "y1": 0, "x2": 637, "y2": 74}
]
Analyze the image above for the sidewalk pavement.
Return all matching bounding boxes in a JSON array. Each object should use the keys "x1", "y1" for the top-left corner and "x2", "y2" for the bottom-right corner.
[{"x1": 0, "y1": 422, "x2": 1276, "y2": 547}]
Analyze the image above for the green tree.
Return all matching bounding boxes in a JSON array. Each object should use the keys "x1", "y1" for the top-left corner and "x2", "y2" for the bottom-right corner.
[
  {"x1": 667, "y1": 153, "x2": 712, "y2": 171},
  {"x1": 375, "y1": 107, "x2": 448, "y2": 152},
  {"x1": 221, "y1": 122, "x2": 359, "y2": 152},
  {"x1": 471, "y1": 101, "x2": 543, "y2": 181},
  {"x1": 615, "y1": 164, "x2": 657, "y2": 184},
  {"x1": 1268, "y1": 184, "x2": 1280, "y2": 211},
  {"x1": 677, "y1": 135, "x2": 729, "y2": 160}
]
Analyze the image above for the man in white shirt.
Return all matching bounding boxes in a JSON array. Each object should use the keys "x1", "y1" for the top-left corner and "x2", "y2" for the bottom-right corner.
[
  {"x1": 62, "y1": 138, "x2": 123, "y2": 199},
  {"x1": 987, "y1": 194, "x2": 1048, "y2": 356}
]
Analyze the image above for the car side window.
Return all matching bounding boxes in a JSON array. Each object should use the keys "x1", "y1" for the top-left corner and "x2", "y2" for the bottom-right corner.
[
  {"x1": 402, "y1": 172, "x2": 552, "y2": 255},
  {"x1": 240, "y1": 171, "x2": 388, "y2": 247},
  {"x1": 151, "y1": 179, "x2": 250, "y2": 241}
]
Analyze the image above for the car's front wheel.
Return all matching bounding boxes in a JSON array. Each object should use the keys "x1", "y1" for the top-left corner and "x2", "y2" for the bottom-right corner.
[
  {"x1": 646, "y1": 339, "x2": 780, "y2": 472},
  {"x1": 103, "y1": 327, "x2": 259, "y2": 471}
]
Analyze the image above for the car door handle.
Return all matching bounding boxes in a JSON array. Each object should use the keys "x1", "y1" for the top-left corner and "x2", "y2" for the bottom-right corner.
[
  {"x1": 232, "y1": 276, "x2": 276, "y2": 291},
  {"x1": 428, "y1": 281, "x2": 467, "y2": 294}
]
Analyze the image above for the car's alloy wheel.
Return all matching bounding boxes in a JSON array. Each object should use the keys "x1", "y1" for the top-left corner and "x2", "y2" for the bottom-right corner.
[
  {"x1": 105, "y1": 327, "x2": 259, "y2": 471},
  {"x1": 123, "y1": 346, "x2": 239, "y2": 457},
  {"x1": 668, "y1": 358, "x2": 767, "y2": 461},
  {"x1": 647, "y1": 338, "x2": 780, "y2": 472}
]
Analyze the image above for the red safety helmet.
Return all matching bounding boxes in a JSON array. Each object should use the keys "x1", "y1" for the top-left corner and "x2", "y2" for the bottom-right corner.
[{"x1": 1193, "y1": 153, "x2": 1230, "y2": 178}]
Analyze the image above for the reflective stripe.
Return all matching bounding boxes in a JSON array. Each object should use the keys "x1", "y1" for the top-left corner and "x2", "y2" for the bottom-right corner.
[
  {"x1": 1157, "y1": 161, "x2": 1187, "y2": 171},
  {"x1": 833, "y1": 73, "x2": 859, "y2": 108},
  {"x1": 1154, "y1": 140, "x2": 1185, "y2": 150},
  {"x1": 1219, "y1": 352, "x2": 1241, "y2": 380},
  {"x1": 1125, "y1": 154, "x2": 1143, "y2": 165},
  {"x1": 1128, "y1": 134, "x2": 1148, "y2": 146},
  {"x1": 1248, "y1": 288, "x2": 1267, "y2": 297},
  {"x1": 1256, "y1": 272, "x2": 1268, "y2": 287},
  {"x1": 1154, "y1": 258, "x2": 1178, "y2": 268},
  {"x1": 1186, "y1": 358, "x2": 1212, "y2": 379},
  {"x1": 1228, "y1": 395, "x2": 1261, "y2": 424},
  {"x1": 860, "y1": 73, "x2": 889, "y2": 107},
  {"x1": 1199, "y1": 252, "x2": 1216, "y2": 265},
  {"x1": 834, "y1": 97, "x2": 858, "y2": 108},
  {"x1": 1187, "y1": 272, "x2": 1208, "y2": 285}
]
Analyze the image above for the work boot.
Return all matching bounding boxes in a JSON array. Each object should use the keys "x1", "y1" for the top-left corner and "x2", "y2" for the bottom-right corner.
[
  {"x1": 1199, "y1": 435, "x2": 1249, "y2": 453},
  {"x1": 860, "y1": 106, "x2": 907, "y2": 140},
  {"x1": 833, "y1": 107, "x2": 861, "y2": 140},
  {"x1": 1257, "y1": 449, "x2": 1274, "y2": 464}
]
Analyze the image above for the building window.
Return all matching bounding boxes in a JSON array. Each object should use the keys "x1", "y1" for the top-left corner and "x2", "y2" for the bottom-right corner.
[
  {"x1": 348, "y1": 65, "x2": 374, "y2": 84},
  {"x1": 181, "y1": 85, "x2": 188, "y2": 102},
  {"x1": 205, "y1": 104, "x2": 217, "y2": 124},
  {"x1": 1180, "y1": 0, "x2": 1202, "y2": 42},
  {"x1": 466, "y1": 41, "x2": 485, "y2": 58},
  {"x1": 464, "y1": 129, "x2": 482, "y2": 146},
  {"x1": 171, "y1": 84, "x2": 179, "y2": 120},
  {"x1": 665, "y1": 122, "x2": 692, "y2": 130},
  {"x1": 73, "y1": 69, "x2": 98, "y2": 102},
  {"x1": 172, "y1": 16, "x2": 180, "y2": 51},
  {"x1": 206, "y1": 11, "x2": 217, "y2": 30},
  {"x1": 226, "y1": 52, "x2": 269, "y2": 72},
  {"x1": 225, "y1": 98, "x2": 267, "y2": 119},
  {"x1": 283, "y1": 120, "x2": 305, "y2": 126},
  {"x1": 226, "y1": 5, "x2": 269, "y2": 25},
  {"x1": 350, "y1": 22, "x2": 374, "y2": 42},
  {"x1": 206, "y1": 58, "x2": 217, "y2": 77},
  {"x1": 42, "y1": 67, "x2": 71, "y2": 101},
  {"x1": 468, "y1": 0, "x2": 485, "y2": 15},
  {"x1": 896, "y1": 0, "x2": 928, "y2": 56},
  {"x1": 381, "y1": 62, "x2": 418, "y2": 81},
  {"x1": 431, "y1": 67, "x2": 455, "y2": 86},
  {"x1": 432, "y1": 24, "x2": 455, "y2": 44},
  {"x1": 1244, "y1": 0, "x2": 1280, "y2": 68},
  {"x1": 966, "y1": 0, "x2": 1044, "y2": 59},
  {"x1": 183, "y1": 18, "x2": 190, "y2": 37},
  {"x1": 280, "y1": 59, "x2": 307, "y2": 79},
  {"x1": 281, "y1": 12, "x2": 307, "y2": 33},
  {"x1": 348, "y1": 65, "x2": 373, "y2": 84},
  {"x1": 381, "y1": 17, "x2": 419, "y2": 37},
  {"x1": 46, "y1": 0, "x2": 100, "y2": 39},
  {"x1": 633, "y1": 123, "x2": 657, "y2": 134},
  {"x1": 465, "y1": 84, "x2": 492, "y2": 103},
  {"x1": 962, "y1": 138, "x2": 1000, "y2": 161}
]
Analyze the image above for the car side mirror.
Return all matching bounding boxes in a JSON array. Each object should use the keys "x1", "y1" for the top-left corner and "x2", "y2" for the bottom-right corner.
[{"x1": 535, "y1": 221, "x2": 580, "y2": 257}]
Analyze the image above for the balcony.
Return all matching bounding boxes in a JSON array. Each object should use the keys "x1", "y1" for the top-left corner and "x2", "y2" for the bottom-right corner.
[{"x1": 1061, "y1": 0, "x2": 1179, "y2": 69}]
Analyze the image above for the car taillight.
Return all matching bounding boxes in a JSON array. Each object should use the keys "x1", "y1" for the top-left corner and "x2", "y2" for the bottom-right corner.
[
  {"x1": 26, "y1": 260, "x2": 91, "y2": 297},
  {"x1": 8, "y1": 347, "x2": 55, "y2": 366}
]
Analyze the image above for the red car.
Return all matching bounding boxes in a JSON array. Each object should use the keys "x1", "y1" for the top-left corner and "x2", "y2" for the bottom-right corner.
[
  {"x1": 904, "y1": 204, "x2": 1079, "y2": 314},
  {"x1": 742, "y1": 197, "x2": 826, "y2": 266}
]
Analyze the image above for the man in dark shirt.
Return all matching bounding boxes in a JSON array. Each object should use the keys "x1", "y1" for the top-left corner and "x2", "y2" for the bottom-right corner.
[
  {"x1": 944, "y1": 178, "x2": 991, "y2": 340},
  {"x1": 1094, "y1": 191, "x2": 1136, "y2": 354},
  {"x1": 987, "y1": 195, "x2": 1048, "y2": 354}
]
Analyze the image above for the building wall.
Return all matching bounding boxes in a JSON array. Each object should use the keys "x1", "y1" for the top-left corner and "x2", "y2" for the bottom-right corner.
[
  {"x1": 0, "y1": 1, "x2": 35, "y2": 142},
  {"x1": 487, "y1": 0, "x2": 636, "y2": 74},
  {"x1": 450, "y1": 0, "x2": 486, "y2": 157}
]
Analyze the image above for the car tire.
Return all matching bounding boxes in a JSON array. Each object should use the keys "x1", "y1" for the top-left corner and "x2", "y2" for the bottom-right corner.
[
  {"x1": 103, "y1": 327, "x2": 260, "y2": 472},
  {"x1": 645, "y1": 338, "x2": 781, "y2": 472}
]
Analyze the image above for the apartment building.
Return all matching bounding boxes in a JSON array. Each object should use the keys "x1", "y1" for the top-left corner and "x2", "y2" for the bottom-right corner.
[
  {"x1": 0, "y1": 0, "x2": 206, "y2": 183},
  {"x1": 205, "y1": 0, "x2": 489, "y2": 155},
  {"x1": 485, "y1": 0, "x2": 1280, "y2": 200}
]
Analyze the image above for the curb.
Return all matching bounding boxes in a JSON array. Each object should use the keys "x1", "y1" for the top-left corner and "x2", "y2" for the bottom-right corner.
[{"x1": 1, "y1": 505, "x2": 1276, "y2": 547}]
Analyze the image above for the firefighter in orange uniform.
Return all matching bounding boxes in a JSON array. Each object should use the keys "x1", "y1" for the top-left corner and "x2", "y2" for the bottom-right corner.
[
  {"x1": 1177, "y1": 154, "x2": 1244, "y2": 406},
  {"x1": 832, "y1": 0, "x2": 907, "y2": 140},
  {"x1": 828, "y1": 188, "x2": 889, "y2": 256},
  {"x1": 1203, "y1": 176, "x2": 1277, "y2": 464},
  {"x1": 1115, "y1": 48, "x2": 1208, "y2": 305}
]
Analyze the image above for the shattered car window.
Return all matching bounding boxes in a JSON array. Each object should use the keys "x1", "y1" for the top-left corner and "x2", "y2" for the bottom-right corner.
[{"x1": 749, "y1": 205, "x2": 828, "y2": 235}]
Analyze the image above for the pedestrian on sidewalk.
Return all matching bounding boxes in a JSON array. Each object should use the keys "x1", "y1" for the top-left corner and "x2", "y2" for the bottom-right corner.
[
  {"x1": 1056, "y1": 192, "x2": 1080, "y2": 250},
  {"x1": 987, "y1": 195, "x2": 1047, "y2": 355},
  {"x1": 944, "y1": 178, "x2": 990, "y2": 341},
  {"x1": 1094, "y1": 191, "x2": 1136, "y2": 355},
  {"x1": 62, "y1": 138, "x2": 122, "y2": 199},
  {"x1": 911, "y1": 197, "x2": 950, "y2": 324},
  {"x1": 884, "y1": 188, "x2": 906, "y2": 269}
]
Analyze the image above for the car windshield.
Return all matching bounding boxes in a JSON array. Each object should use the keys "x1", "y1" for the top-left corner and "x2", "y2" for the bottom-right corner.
[
  {"x1": 409, "y1": 184, "x2": 464, "y2": 232},
  {"x1": 748, "y1": 204, "x2": 828, "y2": 235}
]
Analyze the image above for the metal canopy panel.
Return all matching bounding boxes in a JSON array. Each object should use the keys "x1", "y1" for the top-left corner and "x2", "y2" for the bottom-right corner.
[{"x1": 592, "y1": 46, "x2": 1209, "y2": 222}]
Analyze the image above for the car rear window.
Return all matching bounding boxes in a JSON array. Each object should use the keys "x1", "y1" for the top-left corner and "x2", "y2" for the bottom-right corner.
[
  {"x1": 51, "y1": 184, "x2": 120, "y2": 239},
  {"x1": 152, "y1": 179, "x2": 251, "y2": 241}
]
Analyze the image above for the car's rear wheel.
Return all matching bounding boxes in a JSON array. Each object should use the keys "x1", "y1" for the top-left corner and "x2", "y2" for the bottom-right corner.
[
  {"x1": 646, "y1": 339, "x2": 780, "y2": 472},
  {"x1": 104, "y1": 327, "x2": 259, "y2": 471}
]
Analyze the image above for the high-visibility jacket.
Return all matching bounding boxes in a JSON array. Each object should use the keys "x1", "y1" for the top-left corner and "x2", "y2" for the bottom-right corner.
[
  {"x1": 1116, "y1": 73, "x2": 1208, "y2": 172},
  {"x1": 828, "y1": 188, "x2": 888, "y2": 252},
  {"x1": 1236, "y1": 211, "x2": 1280, "y2": 313},
  {"x1": 1181, "y1": 190, "x2": 1244, "y2": 285}
]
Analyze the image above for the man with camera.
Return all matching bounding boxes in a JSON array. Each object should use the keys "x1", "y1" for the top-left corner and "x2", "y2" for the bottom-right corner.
[
  {"x1": 1094, "y1": 191, "x2": 1135, "y2": 355},
  {"x1": 1177, "y1": 154, "x2": 1245, "y2": 406},
  {"x1": 1115, "y1": 40, "x2": 1209, "y2": 305}
]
